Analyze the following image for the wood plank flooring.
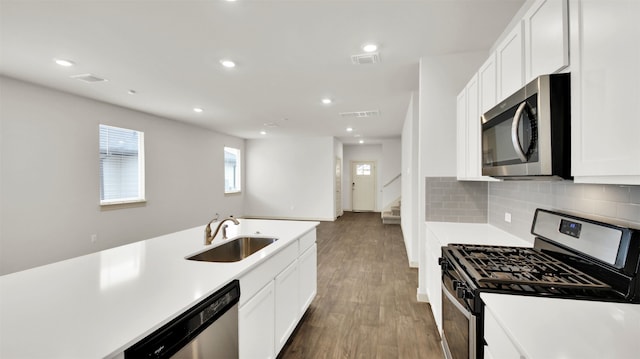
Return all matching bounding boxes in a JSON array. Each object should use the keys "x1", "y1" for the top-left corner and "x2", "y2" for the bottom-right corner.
[{"x1": 278, "y1": 211, "x2": 444, "y2": 359}]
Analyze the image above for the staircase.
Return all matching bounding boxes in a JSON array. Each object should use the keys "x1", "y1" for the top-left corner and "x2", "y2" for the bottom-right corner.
[{"x1": 381, "y1": 199, "x2": 401, "y2": 225}]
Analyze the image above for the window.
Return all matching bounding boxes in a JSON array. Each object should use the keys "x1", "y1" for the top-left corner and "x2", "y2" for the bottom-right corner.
[
  {"x1": 356, "y1": 163, "x2": 372, "y2": 176},
  {"x1": 224, "y1": 146, "x2": 241, "y2": 194},
  {"x1": 99, "y1": 124, "x2": 145, "y2": 205}
]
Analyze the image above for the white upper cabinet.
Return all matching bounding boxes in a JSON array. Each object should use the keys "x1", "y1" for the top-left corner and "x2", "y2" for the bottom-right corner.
[
  {"x1": 479, "y1": 54, "x2": 497, "y2": 115},
  {"x1": 496, "y1": 23, "x2": 524, "y2": 101},
  {"x1": 570, "y1": 0, "x2": 640, "y2": 184},
  {"x1": 456, "y1": 89, "x2": 468, "y2": 179},
  {"x1": 523, "y1": 0, "x2": 569, "y2": 82},
  {"x1": 457, "y1": 73, "x2": 495, "y2": 181}
]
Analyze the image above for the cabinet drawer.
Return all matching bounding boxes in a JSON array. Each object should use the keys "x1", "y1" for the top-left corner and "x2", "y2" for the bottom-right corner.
[
  {"x1": 298, "y1": 229, "x2": 316, "y2": 254},
  {"x1": 239, "y1": 241, "x2": 298, "y2": 307}
]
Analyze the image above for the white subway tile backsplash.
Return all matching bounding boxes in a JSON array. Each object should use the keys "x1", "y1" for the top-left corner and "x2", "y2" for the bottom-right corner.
[
  {"x1": 425, "y1": 177, "x2": 487, "y2": 223},
  {"x1": 489, "y1": 181, "x2": 640, "y2": 239}
]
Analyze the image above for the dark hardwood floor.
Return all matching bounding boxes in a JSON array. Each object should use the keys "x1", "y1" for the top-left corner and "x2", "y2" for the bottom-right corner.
[{"x1": 279, "y1": 211, "x2": 444, "y2": 359}]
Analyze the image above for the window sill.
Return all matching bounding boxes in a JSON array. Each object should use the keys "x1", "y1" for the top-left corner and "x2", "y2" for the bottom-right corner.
[
  {"x1": 224, "y1": 191, "x2": 242, "y2": 196},
  {"x1": 100, "y1": 199, "x2": 147, "y2": 210}
]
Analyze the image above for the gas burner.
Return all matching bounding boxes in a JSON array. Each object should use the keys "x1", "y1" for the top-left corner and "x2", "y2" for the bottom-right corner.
[{"x1": 449, "y1": 244, "x2": 611, "y2": 291}]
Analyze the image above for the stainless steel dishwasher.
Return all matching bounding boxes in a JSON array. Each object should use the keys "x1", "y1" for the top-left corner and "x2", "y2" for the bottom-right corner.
[{"x1": 125, "y1": 280, "x2": 240, "y2": 359}]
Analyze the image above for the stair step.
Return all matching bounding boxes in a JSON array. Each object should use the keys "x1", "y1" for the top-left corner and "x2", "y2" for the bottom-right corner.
[{"x1": 381, "y1": 211, "x2": 401, "y2": 225}]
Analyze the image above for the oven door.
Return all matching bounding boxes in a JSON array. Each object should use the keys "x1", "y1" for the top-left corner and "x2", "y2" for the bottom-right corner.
[
  {"x1": 481, "y1": 93, "x2": 540, "y2": 177},
  {"x1": 441, "y1": 263, "x2": 480, "y2": 359}
]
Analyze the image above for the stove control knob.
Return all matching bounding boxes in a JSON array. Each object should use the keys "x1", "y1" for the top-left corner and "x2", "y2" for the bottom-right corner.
[
  {"x1": 456, "y1": 284, "x2": 468, "y2": 299},
  {"x1": 438, "y1": 257, "x2": 449, "y2": 270},
  {"x1": 452, "y1": 280, "x2": 461, "y2": 290}
]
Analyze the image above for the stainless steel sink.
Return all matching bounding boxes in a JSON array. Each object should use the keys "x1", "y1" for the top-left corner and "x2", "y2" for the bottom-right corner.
[{"x1": 187, "y1": 237, "x2": 278, "y2": 262}]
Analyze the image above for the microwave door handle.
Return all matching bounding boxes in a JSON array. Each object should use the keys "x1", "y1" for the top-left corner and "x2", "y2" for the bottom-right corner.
[{"x1": 511, "y1": 101, "x2": 528, "y2": 162}]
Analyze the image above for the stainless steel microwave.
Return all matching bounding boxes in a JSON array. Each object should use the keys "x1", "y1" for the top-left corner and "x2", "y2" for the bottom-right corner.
[{"x1": 481, "y1": 73, "x2": 571, "y2": 180}]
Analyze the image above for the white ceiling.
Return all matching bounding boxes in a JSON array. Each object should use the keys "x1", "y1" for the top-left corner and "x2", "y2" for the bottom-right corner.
[{"x1": 0, "y1": 0, "x2": 524, "y2": 144}]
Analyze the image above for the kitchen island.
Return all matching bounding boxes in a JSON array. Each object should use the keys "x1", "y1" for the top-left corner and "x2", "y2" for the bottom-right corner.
[{"x1": 0, "y1": 219, "x2": 318, "y2": 358}]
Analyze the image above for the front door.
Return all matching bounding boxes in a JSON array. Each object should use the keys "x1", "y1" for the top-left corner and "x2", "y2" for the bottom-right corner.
[{"x1": 351, "y1": 161, "x2": 376, "y2": 212}]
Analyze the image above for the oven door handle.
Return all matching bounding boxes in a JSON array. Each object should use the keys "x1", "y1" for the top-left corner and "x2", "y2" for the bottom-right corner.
[
  {"x1": 442, "y1": 283, "x2": 473, "y2": 319},
  {"x1": 511, "y1": 101, "x2": 529, "y2": 162}
]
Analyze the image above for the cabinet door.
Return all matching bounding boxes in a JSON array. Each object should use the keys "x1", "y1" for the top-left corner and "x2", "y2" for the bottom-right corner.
[
  {"x1": 570, "y1": 0, "x2": 640, "y2": 184},
  {"x1": 479, "y1": 54, "x2": 497, "y2": 114},
  {"x1": 274, "y1": 260, "x2": 299, "y2": 354},
  {"x1": 497, "y1": 23, "x2": 524, "y2": 101},
  {"x1": 524, "y1": 0, "x2": 569, "y2": 82},
  {"x1": 299, "y1": 244, "x2": 317, "y2": 315},
  {"x1": 239, "y1": 281, "x2": 275, "y2": 359},
  {"x1": 465, "y1": 74, "x2": 481, "y2": 178},
  {"x1": 456, "y1": 89, "x2": 468, "y2": 180}
]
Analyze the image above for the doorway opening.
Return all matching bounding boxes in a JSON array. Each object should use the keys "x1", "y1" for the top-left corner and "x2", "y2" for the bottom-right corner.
[{"x1": 351, "y1": 161, "x2": 376, "y2": 212}]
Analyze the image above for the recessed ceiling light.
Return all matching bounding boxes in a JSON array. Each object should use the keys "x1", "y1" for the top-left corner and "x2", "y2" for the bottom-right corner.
[
  {"x1": 260, "y1": 130, "x2": 267, "y2": 135},
  {"x1": 321, "y1": 98, "x2": 332, "y2": 105},
  {"x1": 193, "y1": 107, "x2": 203, "y2": 113},
  {"x1": 128, "y1": 90, "x2": 137, "y2": 95},
  {"x1": 220, "y1": 60, "x2": 236, "y2": 68},
  {"x1": 346, "y1": 127, "x2": 353, "y2": 132},
  {"x1": 362, "y1": 43, "x2": 378, "y2": 53},
  {"x1": 54, "y1": 58, "x2": 75, "y2": 67},
  {"x1": 359, "y1": 140, "x2": 365, "y2": 144}
]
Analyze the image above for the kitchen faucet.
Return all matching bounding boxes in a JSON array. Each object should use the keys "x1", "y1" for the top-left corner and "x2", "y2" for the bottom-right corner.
[{"x1": 204, "y1": 215, "x2": 240, "y2": 245}]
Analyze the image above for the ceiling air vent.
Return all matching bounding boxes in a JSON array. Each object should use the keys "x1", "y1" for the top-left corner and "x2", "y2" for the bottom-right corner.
[
  {"x1": 339, "y1": 110, "x2": 380, "y2": 118},
  {"x1": 351, "y1": 52, "x2": 380, "y2": 65},
  {"x1": 70, "y1": 73, "x2": 108, "y2": 83}
]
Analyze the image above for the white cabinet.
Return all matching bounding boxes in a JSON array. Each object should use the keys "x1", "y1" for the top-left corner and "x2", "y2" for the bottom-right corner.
[
  {"x1": 484, "y1": 305, "x2": 526, "y2": 359},
  {"x1": 456, "y1": 89, "x2": 468, "y2": 179},
  {"x1": 457, "y1": 73, "x2": 496, "y2": 181},
  {"x1": 238, "y1": 229, "x2": 317, "y2": 359},
  {"x1": 239, "y1": 281, "x2": 276, "y2": 359},
  {"x1": 425, "y1": 227, "x2": 443, "y2": 334},
  {"x1": 478, "y1": 54, "x2": 497, "y2": 115},
  {"x1": 570, "y1": 0, "x2": 640, "y2": 185},
  {"x1": 523, "y1": 0, "x2": 569, "y2": 82},
  {"x1": 274, "y1": 260, "x2": 299, "y2": 354},
  {"x1": 299, "y1": 244, "x2": 317, "y2": 314},
  {"x1": 496, "y1": 23, "x2": 524, "y2": 101}
]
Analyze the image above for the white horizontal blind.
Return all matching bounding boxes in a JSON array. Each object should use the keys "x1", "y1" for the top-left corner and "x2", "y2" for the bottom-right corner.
[
  {"x1": 99, "y1": 124, "x2": 145, "y2": 204},
  {"x1": 224, "y1": 146, "x2": 241, "y2": 193}
]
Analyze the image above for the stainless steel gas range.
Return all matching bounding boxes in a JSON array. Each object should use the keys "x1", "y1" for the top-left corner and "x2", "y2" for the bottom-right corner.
[{"x1": 439, "y1": 208, "x2": 640, "y2": 359}]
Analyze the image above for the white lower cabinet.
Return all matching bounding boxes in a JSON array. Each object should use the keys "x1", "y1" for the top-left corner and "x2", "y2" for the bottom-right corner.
[
  {"x1": 299, "y1": 244, "x2": 317, "y2": 315},
  {"x1": 238, "y1": 229, "x2": 317, "y2": 359},
  {"x1": 275, "y1": 260, "x2": 300, "y2": 354},
  {"x1": 484, "y1": 305, "x2": 526, "y2": 359},
  {"x1": 239, "y1": 281, "x2": 275, "y2": 359}
]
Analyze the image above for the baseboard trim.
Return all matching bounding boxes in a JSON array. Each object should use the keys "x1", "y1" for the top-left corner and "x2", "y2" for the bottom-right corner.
[
  {"x1": 417, "y1": 290, "x2": 430, "y2": 303},
  {"x1": 409, "y1": 260, "x2": 419, "y2": 268}
]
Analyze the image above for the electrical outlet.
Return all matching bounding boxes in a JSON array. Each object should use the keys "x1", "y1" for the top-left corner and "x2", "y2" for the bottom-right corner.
[
  {"x1": 91, "y1": 234, "x2": 98, "y2": 243},
  {"x1": 504, "y1": 212, "x2": 512, "y2": 223}
]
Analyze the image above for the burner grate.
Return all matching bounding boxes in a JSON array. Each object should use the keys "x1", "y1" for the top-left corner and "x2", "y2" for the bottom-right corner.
[{"x1": 451, "y1": 245, "x2": 611, "y2": 291}]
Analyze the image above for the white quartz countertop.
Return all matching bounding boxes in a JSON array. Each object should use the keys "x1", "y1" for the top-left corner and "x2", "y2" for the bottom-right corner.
[
  {"x1": 482, "y1": 293, "x2": 640, "y2": 359},
  {"x1": 426, "y1": 222, "x2": 533, "y2": 247},
  {"x1": 0, "y1": 219, "x2": 318, "y2": 359}
]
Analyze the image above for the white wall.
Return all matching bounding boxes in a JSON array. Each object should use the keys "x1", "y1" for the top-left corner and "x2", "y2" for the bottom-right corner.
[
  {"x1": 401, "y1": 92, "x2": 419, "y2": 267},
  {"x1": 244, "y1": 137, "x2": 335, "y2": 221},
  {"x1": 416, "y1": 51, "x2": 488, "y2": 300},
  {"x1": 381, "y1": 139, "x2": 402, "y2": 208},
  {"x1": 0, "y1": 76, "x2": 244, "y2": 274}
]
